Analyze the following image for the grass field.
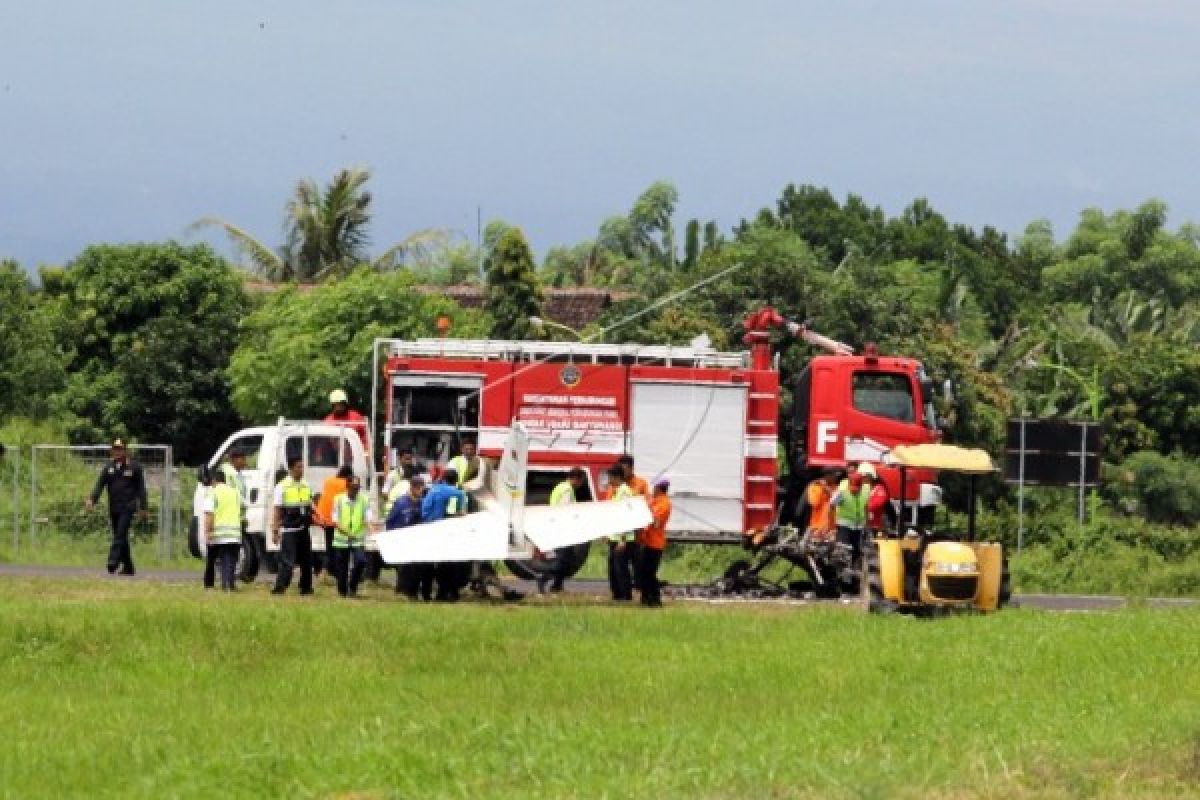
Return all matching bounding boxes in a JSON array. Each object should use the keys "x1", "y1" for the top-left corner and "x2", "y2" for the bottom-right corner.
[{"x1": 1, "y1": 579, "x2": 1198, "y2": 798}]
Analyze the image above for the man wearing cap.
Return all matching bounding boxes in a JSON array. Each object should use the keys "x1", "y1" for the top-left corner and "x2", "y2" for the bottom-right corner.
[
  {"x1": 636, "y1": 479, "x2": 673, "y2": 608},
  {"x1": 831, "y1": 468, "x2": 869, "y2": 568},
  {"x1": 85, "y1": 439, "x2": 148, "y2": 576},
  {"x1": 324, "y1": 389, "x2": 369, "y2": 452},
  {"x1": 386, "y1": 473, "x2": 429, "y2": 600}
]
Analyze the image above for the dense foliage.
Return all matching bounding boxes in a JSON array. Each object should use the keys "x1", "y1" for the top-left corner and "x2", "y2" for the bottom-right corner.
[
  {"x1": 46, "y1": 243, "x2": 249, "y2": 463},
  {"x1": 228, "y1": 269, "x2": 490, "y2": 422},
  {"x1": 484, "y1": 227, "x2": 544, "y2": 340}
]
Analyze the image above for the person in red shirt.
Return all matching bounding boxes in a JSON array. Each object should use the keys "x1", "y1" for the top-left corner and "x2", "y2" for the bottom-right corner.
[
  {"x1": 636, "y1": 479, "x2": 672, "y2": 608},
  {"x1": 324, "y1": 389, "x2": 369, "y2": 453},
  {"x1": 858, "y1": 462, "x2": 891, "y2": 532}
]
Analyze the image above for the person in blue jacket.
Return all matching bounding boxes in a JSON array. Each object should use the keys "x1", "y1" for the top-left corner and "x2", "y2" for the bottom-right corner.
[
  {"x1": 421, "y1": 469, "x2": 470, "y2": 601},
  {"x1": 386, "y1": 474, "x2": 430, "y2": 600}
]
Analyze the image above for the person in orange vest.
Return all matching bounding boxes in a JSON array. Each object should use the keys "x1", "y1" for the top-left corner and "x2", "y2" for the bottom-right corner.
[
  {"x1": 636, "y1": 479, "x2": 672, "y2": 608},
  {"x1": 805, "y1": 468, "x2": 841, "y2": 540},
  {"x1": 616, "y1": 455, "x2": 649, "y2": 588},
  {"x1": 313, "y1": 466, "x2": 352, "y2": 576}
]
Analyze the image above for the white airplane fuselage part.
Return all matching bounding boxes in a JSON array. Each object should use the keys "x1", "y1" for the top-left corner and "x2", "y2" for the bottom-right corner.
[{"x1": 375, "y1": 422, "x2": 653, "y2": 565}]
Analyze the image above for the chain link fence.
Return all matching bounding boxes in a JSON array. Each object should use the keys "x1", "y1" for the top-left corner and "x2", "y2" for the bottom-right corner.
[
  {"x1": 27, "y1": 445, "x2": 177, "y2": 565},
  {"x1": 0, "y1": 444, "x2": 19, "y2": 556}
]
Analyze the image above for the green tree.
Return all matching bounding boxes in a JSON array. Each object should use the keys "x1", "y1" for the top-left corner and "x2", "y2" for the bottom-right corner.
[
  {"x1": 191, "y1": 167, "x2": 450, "y2": 282},
  {"x1": 228, "y1": 269, "x2": 490, "y2": 422},
  {"x1": 51, "y1": 243, "x2": 248, "y2": 463},
  {"x1": 485, "y1": 227, "x2": 544, "y2": 340},
  {"x1": 0, "y1": 260, "x2": 67, "y2": 419}
]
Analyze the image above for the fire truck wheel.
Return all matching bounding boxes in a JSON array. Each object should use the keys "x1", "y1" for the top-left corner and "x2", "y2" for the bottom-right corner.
[
  {"x1": 506, "y1": 542, "x2": 592, "y2": 581},
  {"x1": 263, "y1": 551, "x2": 279, "y2": 575},
  {"x1": 187, "y1": 517, "x2": 202, "y2": 559}
]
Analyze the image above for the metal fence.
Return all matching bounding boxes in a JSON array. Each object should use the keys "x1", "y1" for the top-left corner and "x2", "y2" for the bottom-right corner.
[
  {"x1": 28, "y1": 445, "x2": 175, "y2": 562},
  {"x1": 0, "y1": 444, "x2": 18, "y2": 555}
]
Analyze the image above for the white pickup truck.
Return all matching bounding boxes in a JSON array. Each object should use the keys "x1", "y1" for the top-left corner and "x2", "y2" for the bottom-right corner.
[{"x1": 190, "y1": 419, "x2": 372, "y2": 579}]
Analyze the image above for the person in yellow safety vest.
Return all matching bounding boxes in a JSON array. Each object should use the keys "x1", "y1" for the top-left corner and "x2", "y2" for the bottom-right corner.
[
  {"x1": 203, "y1": 469, "x2": 243, "y2": 591},
  {"x1": 605, "y1": 465, "x2": 636, "y2": 601},
  {"x1": 382, "y1": 448, "x2": 417, "y2": 517},
  {"x1": 331, "y1": 476, "x2": 374, "y2": 598},
  {"x1": 537, "y1": 467, "x2": 587, "y2": 595},
  {"x1": 220, "y1": 448, "x2": 258, "y2": 581},
  {"x1": 831, "y1": 471, "x2": 869, "y2": 564},
  {"x1": 447, "y1": 438, "x2": 488, "y2": 495},
  {"x1": 271, "y1": 457, "x2": 315, "y2": 596}
]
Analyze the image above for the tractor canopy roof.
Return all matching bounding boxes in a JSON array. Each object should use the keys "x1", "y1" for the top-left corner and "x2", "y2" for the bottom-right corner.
[{"x1": 884, "y1": 444, "x2": 995, "y2": 474}]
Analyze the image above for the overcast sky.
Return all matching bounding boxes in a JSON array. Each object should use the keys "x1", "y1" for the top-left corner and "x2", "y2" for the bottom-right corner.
[{"x1": 2, "y1": 1, "x2": 1197, "y2": 268}]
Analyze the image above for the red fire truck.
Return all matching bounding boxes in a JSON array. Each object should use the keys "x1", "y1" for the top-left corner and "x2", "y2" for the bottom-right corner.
[{"x1": 373, "y1": 308, "x2": 943, "y2": 570}]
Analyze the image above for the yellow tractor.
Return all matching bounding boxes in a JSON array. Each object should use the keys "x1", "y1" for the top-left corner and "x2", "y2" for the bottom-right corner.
[{"x1": 864, "y1": 444, "x2": 1010, "y2": 613}]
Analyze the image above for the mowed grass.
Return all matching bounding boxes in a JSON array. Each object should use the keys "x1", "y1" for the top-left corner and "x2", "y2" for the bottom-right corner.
[{"x1": 1, "y1": 579, "x2": 1198, "y2": 799}]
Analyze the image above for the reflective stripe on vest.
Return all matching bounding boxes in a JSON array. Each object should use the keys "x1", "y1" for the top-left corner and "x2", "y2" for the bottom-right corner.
[
  {"x1": 333, "y1": 493, "x2": 369, "y2": 547},
  {"x1": 210, "y1": 484, "x2": 242, "y2": 544},
  {"x1": 608, "y1": 483, "x2": 635, "y2": 542},
  {"x1": 278, "y1": 477, "x2": 312, "y2": 531},
  {"x1": 448, "y1": 455, "x2": 479, "y2": 488},
  {"x1": 835, "y1": 479, "x2": 868, "y2": 529},
  {"x1": 550, "y1": 480, "x2": 575, "y2": 506}
]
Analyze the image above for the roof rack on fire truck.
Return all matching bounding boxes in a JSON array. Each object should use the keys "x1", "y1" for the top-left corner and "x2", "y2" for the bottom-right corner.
[{"x1": 384, "y1": 338, "x2": 749, "y2": 369}]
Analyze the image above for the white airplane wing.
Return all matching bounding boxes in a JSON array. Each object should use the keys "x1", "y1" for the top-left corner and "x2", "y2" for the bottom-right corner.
[
  {"x1": 522, "y1": 498, "x2": 653, "y2": 552},
  {"x1": 375, "y1": 512, "x2": 510, "y2": 564}
]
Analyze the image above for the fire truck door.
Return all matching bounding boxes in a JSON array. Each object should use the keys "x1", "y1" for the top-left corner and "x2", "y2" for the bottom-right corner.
[{"x1": 630, "y1": 382, "x2": 747, "y2": 534}]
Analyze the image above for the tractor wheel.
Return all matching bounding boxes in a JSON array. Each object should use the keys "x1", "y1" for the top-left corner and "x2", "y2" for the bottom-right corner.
[
  {"x1": 506, "y1": 542, "x2": 592, "y2": 581},
  {"x1": 999, "y1": 554, "x2": 1012, "y2": 607},
  {"x1": 865, "y1": 545, "x2": 897, "y2": 614}
]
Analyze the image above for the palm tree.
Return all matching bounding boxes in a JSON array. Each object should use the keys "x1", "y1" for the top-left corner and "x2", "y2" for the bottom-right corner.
[{"x1": 189, "y1": 167, "x2": 450, "y2": 282}]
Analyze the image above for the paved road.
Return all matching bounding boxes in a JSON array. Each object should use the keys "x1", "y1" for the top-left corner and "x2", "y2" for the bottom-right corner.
[{"x1": 0, "y1": 563, "x2": 1194, "y2": 611}]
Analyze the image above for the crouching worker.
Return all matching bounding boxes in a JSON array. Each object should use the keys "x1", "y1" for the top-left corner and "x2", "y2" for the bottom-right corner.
[
  {"x1": 203, "y1": 469, "x2": 243, "y2": 591},
  {"x1": 636, "y1": 479, "x2": 672, "y2": 608},
  {"x1": 331, "y1": 476, "x2": 373, "y2": 598},
  {"x1": 386, "y1": 474, "x2": 430, "y2": 600}
]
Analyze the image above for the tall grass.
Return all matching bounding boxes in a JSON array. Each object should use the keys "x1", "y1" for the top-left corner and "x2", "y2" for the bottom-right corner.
[{"x1": 0, "y1": 578, "x2": 1196, "y2": 798}]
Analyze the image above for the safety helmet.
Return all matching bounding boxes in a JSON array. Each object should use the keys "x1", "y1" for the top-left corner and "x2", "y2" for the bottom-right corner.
[
  {"x1": 329, "y1": 389, "x2": 349, "y2": 405},
  {"x1": 856, "y1": 462, "x2": 878, "y2": 479}
]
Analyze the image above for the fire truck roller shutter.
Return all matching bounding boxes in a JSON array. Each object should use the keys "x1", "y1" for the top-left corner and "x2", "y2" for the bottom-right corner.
[{"x1": 631, "y1": 382, "x2": 747, "y2": 534}]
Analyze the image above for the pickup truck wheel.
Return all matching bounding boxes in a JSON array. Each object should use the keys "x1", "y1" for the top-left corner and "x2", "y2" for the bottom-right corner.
[
  {"x1": 237, "y1": 536, "x2": 260, "y2": 583},
  {"x1": 187, "y1": 518, "x2": 202, "y2": 559}
]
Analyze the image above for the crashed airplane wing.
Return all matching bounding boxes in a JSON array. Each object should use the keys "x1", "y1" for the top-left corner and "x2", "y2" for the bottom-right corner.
[
  {"x1": 522, "y1": 497, "x2": 653, "y2": 552},
  {"x1": 375, "y1": 512, "x2": 510, "y2": 564}
]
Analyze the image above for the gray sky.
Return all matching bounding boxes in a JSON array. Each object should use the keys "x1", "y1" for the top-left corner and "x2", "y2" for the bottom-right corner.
[{"x1": 2, "y1": 1, "x2": 1197, "y2": 268}]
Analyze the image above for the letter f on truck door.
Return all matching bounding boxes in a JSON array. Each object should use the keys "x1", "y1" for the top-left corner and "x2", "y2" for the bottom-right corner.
[{"x1": 815, "y1": 420, "x2": 838, "y2": 455}]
